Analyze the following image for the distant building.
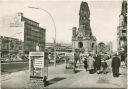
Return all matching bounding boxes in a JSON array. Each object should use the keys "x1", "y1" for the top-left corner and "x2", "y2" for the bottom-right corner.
[
  {"x1": 45, "y1": 43, "x2": 72, "y2": 52},
  {"x1": 0, "y1": 36, "x2": 23, "y2": 59},
  {"x1": 106, "y1": 41, "x2": 113, "y2": 54},
  {"x1": 1, "y1": 12, "x2": 46, "y2": 55},
  {"x1": 72, "y1": 1, "x2": 97, "y2": 54},
  {"x1": 117, "y1": 0, "x2": 127, "y2": 53}
]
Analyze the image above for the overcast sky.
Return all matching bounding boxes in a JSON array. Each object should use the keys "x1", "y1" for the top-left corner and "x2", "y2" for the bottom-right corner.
[{"x1": 0, "y1": 0, "x2": 122, "y2": 51}]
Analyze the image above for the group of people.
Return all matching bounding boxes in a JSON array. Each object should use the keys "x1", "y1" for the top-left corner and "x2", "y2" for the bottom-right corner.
[{"x1": 74, "y1": 52, "x2": 123, "y2": 78}]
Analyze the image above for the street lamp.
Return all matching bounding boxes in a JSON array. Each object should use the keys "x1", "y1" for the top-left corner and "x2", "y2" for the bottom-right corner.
[{"x1": 28, "y1": 6, "x2": 57, "y2": 67}]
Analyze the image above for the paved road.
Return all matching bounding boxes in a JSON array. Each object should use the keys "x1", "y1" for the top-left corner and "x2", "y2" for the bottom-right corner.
[
  {"x1": 1, "y1": 62, "x2": 28, "y2": 75},
  {"x1": 1, "y1": 61, "x2": 64, "y2": 75}
]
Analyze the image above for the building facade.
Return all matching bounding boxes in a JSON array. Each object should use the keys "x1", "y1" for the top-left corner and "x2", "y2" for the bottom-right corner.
[
  {"x1": 72, "y1": 1, "x2": 97, "y2": 54},
  {"x1": 1, "y1": 12, "x2": 46, "y2": 56},
  {"x1": 0, "y1": 36, "x2": 23, "y2": 59},
  {"x1": 117, "y1": 0, "x2": 127, "y2": 53}
]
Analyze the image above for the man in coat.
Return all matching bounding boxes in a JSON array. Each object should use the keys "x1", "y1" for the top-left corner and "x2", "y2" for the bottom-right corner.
[
  {"x1": 111, "y1": 53, "x2": 121, "y2": 77},
  {"x1": 95, "y1": 54, "x2": 101, "y2": 74},
  {"x1": 74, "y1": 51, "x2": 79, "y2": 67}
]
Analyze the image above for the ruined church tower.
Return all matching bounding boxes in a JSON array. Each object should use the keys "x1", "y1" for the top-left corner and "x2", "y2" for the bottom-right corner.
[
  {"x1": 72, "y1": 1, "x2": 96, "y2": 53},
  {"x1": 79, "y1": 1, "x2": 92, "y2": 37}
]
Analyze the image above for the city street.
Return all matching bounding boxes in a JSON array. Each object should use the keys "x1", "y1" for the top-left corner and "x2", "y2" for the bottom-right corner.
[
  {"x1": 0, "y1": 0, "x2": 127, "y2": 89},
  {"x1": 1, "y1": 63, "x2": 127, "y2": 89}
]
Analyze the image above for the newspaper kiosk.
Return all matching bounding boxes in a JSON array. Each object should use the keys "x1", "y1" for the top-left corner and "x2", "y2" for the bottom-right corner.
[{"x1": 29, "y1": 52, "x2": 48, "y2": 86}]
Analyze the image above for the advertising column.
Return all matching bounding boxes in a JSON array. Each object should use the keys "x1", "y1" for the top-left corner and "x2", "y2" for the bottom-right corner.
[{"x1": 29, "y1": 52, "x2": 48, "y2": 79}]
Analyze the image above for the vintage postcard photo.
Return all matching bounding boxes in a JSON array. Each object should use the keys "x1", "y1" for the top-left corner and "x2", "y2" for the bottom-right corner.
[{"x1": 0, "y1": 0, "x2": 127, "y2": 89}]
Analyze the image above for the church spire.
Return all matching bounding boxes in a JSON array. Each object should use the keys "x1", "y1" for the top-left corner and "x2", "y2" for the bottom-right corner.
[{"x1": 79, "y1": 1, "x2": 92, "y2": 37}]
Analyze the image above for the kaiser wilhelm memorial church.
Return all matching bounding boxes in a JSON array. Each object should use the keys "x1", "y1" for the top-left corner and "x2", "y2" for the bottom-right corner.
[{"x1": 72, "y1": 1, "x2": 97, "y2": 54}]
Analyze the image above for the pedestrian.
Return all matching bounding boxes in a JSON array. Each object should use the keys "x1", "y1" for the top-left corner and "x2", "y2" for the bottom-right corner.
[
  {"x1": 93, "y1": 54, "x2": 97, "y2": 72},
  {"x1": 101, "y1": 59, "x2": 108, "y2": 74},
  {"x1": 74, "y1": 51, "x2": 79, "y2": 67},
  {"x1": 48, "y1": 53, "x2": 51, "y2": 61},
  {"x1": 101, "y1": 53, "x2": 108, "y2": 74},
  {"x1": 83, "y1": 55, "x2": 88, "y2": 71},
  {"x1": 106, "y1": 56, "x2": 112, "y2": 73},
  {"x1": 88, "y1": 53, "x2": 95, "y2": 74},
  {"x1": 95, "y1": 54, "x2": 102, "y2": 74},
  {"x1": 65, "y1": 55, "x2": 69, "y2": 69},
  {"x1": 111, "y1": 53, "x2": 121, "y2": 77}
]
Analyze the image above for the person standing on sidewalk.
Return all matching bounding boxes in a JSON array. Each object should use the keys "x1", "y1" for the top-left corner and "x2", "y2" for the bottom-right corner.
[
  {"x1": 93, "y1": 54, "x2": 98, "y2": 72},
  {"x1": 74, "y1": 51, "x2": 79, "y2": 67},
  {"x1": 101, "y1": 59, "x2": 108, "y2": 74},
  {"x1": 106, "y1": 55, "x2": 112, "y2": 73},
  {"x1": 83, "y1": 55, "x2": 88, "y2": 71},
  {"x1": 96, "y1": 54, "x2": 102, "y2": 74},
  {"x1": 88, "y1": 53, "x2": 95, "y2": 74},
  {"x1": 111, "y1": 53, "x2": 121, "y2": 77}
]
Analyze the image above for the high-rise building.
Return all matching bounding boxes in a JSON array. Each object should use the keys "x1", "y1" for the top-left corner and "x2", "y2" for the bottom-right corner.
[
  {"x1": 1, "y1": 12, "x2": 46, "y2": 55},
  {"x1": 72, "y1": 1, "x2": 97, "y2": 54}
]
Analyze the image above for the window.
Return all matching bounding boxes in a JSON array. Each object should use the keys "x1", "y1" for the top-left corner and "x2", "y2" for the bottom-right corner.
[
  {"x1": 78, "y1": 42, "x2": 83, "y2": 48},
  {"x1": 122, "y1": 30, "x2": 126, "y2": 33},
  {"x1": 92, "y1": 43, "x2": 94, "y2": 50}
]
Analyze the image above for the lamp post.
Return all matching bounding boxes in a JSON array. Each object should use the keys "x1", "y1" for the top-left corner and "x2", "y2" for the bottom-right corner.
[{"x1": 28, "y1": 6, "x2": 57, "y2": 67}]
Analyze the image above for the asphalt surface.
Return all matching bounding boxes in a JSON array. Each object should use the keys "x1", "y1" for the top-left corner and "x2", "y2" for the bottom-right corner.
[{"x1": 1, "y1": 61, "x2": 64, "y2": 75}]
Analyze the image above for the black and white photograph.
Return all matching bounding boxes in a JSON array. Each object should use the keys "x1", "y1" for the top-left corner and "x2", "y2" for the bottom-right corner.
[{"x1": 0, "y1": 0, "x2": 127, "y2": 89}]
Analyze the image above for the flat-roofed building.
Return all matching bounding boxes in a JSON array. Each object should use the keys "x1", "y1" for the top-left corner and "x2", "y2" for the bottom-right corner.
[
  {"x1": 1, "y1": 12, "x2": 46, "y2": 55},
  {"x1": 45, "y1": 43, "x2": 72, "y2": 52}
]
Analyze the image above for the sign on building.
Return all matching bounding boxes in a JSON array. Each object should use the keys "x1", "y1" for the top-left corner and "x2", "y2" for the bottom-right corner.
[{"x1": 9, "y1": 16, "x2": 23, "y2": 27}]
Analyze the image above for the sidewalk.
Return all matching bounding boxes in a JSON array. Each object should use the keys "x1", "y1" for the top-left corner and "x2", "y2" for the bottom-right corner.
[
  {"x1": 48, "y1": 67, "x2": 127, "y2": 88},
  {"x1": 1, "y1": 63, "x2": 76, "y2": 89},
  {"x1": 1, "y1": 64, "x2": 127, "y2": 89}
]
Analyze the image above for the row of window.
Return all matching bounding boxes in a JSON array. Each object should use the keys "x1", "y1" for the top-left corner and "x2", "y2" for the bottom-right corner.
[{"x1": 25, "y1": 29, "x2": 44, "y2": 37}]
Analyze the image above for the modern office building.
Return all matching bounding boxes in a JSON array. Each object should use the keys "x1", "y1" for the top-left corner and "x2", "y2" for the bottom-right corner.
[{"x1": 1, "y1": 12, "x2": 46, "y2": 56}]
